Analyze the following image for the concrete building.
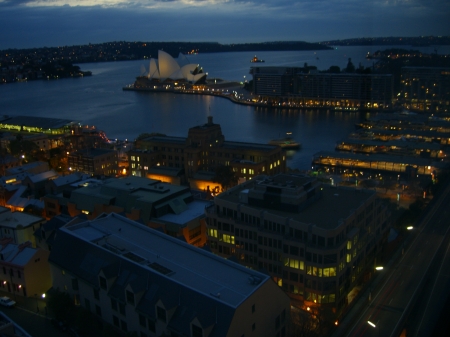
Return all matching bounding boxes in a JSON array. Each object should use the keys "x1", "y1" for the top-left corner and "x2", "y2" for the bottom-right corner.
[
  {"x1": 43, "y1": 176, "x2": 210, "y2": 247},
  {"x1": 129, "y1": 116, "x2": 286, "y2": 190},
  {"x1": 0, "y1": 238, "x2": 51, "y2": 299},
  {"x1": 48, "y1": 213, "x2": 290, "y2": 337},
  {"x1": 250, "y1": 67, "x2": 394, "y2": 110},
  {"x1": 205, "y1": 174, "x2": 391, "y2": 318},
  {"x1": 68, "y1": 148, "x2": 118, "y2": 177},
  {"x1": 400, "y1": 67, "x2": 450, "y2": 113}
]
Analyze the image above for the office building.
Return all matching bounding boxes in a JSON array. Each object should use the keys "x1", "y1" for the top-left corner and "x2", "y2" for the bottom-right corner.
[
  {"x1": 400, "y1": 67, "x2": 450, "y2": 112},
  {"x1": 205, "y1": 174, "x2": 390, "y2": 317}
]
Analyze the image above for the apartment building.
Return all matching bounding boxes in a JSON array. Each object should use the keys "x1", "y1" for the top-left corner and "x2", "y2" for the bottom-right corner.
[
  {"x1": 205, "y1": 174, "x2": 390, "y2": 318},
  {"x1": 0, "y1": 238, "x2": 51, "y2": 298},
  {"x1": 400, "y1": 67, "x2": 450, "y2": 112},
  {"x1": 0, "y1": 206, "x2": 45, "y2": 246},
  {"x1": 250, "y1": 67, "x2": 394, "y2": 110},
  {"x1": 48, "y1": 213, "x2": 290, "y2": 337},
  {"x1": 68, "y1": 148, "x2": 118, "y2": 177}
]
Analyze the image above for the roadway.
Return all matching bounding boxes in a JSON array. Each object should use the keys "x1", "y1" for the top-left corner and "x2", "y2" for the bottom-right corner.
[
  {"x1": 332, "y1": 180, "x2": 450, "y2": 337},
  {"x1": 0, "y1": 289, "x2": 66, "y2": 337}
]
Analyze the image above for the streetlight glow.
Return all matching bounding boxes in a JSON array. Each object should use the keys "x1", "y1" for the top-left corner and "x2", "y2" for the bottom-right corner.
[
  {"x1": 367, "y1": 320, "x2": 376, "y2": 328},
  {"x1": 375, "y1": 266, "x2": 384, "y2": 270},
  {"x1": 407, "y1": 226, "x2": 413, "y2": 230}
]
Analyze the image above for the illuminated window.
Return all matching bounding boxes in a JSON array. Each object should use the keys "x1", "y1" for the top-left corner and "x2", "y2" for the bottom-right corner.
[
  {"x1": 220, "y1": 234, "x2": 235, "y2": 244},
  {"x1": 208, "y1": 228, "x2": 218, "y2": 238},
  {"x1": 284, "y1": 258, "x2": 304, "y2": 270}
]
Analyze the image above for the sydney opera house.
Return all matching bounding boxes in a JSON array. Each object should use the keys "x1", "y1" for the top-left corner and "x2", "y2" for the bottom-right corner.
[{"x1": 133, "y1": 50, "x2": 207, "y2": 89}]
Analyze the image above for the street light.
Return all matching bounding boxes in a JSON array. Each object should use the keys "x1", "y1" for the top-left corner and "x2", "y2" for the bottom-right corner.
[
  {"x1": 375, "y1": 266, "x2": 384, "y2": 271},
  {"x1": 367, "y1": 320, "x2": 380, "y2": 337}
]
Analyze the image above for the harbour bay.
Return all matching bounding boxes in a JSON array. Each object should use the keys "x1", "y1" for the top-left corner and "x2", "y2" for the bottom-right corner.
[{"x1": 2, "y1": 45, "x2": 448, "y2": 170}]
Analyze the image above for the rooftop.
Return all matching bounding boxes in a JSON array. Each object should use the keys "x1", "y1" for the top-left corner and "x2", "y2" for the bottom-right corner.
[
  {"x1": 0, "y1": 240, "x2": 37, "y2": 266},
  {"x1": 216, "y1": 174, "x2": 376, "y2": 230},
  {"x1": 0, "y1": 209, "x2": 44, "y2": 229},
  {"x1": 60, "y1": 213, "x2": 269, "y2": 308}
]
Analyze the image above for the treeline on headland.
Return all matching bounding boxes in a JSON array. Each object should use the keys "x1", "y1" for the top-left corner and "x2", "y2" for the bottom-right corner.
[{"x1": 321, "y1": 36, "x2": 450, "y2": 47}]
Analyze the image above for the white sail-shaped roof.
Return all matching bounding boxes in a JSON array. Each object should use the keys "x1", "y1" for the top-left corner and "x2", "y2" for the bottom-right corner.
[
  {"x1": 145, "y1": 50, "x2": 207, "y2": 84},
  {"x1": 158, "y1": 50, "x2": 182, "y2": 81},
  {"x1": 148, "y1": 58, "x2": 159, "y2": 79}
]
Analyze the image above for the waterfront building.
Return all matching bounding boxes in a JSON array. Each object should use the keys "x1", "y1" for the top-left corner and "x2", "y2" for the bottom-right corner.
[
  {"x1": 350, "y1": 128, "x2": 450, "y2": 145},
  {"x1": 205, "y1": 173, "x2": 391, "y2": 318},
  {"x1": 335, "y1": 138, "x2": 446, "y2": 159},
  {"x1": 312, "y1": 150, "x2": 449, "y2": 177},
  {"x1": 400, "y1": 67, "x2": 450, "y2": 112},
  {"x1": 0, "y1": 115, "x2": 76, "y2": 135},
  {"x1": 129, "y1": 116, "x2": 286, "y2": 191},
  {"x1": 133, "y1": 50, "x2": 207, "y2": 91},
  {"x1": 0, "y1": 238, "x2": 51, "y2": 298},
  {"x1": 356, "y1": 112, "x2": 450, "y2": 133},
  {"x1": 68, "y1": 148, "x2": 118, "y2": 177},
  {"x1": 43, "y1": 176, "x2": 209, "y2": 247},
  {"x1": 48, "y1": 213, "x2": 290, "y2": 337},
  {"x1": 250, "y1": 67, "x2": 394, "y2": 110}
]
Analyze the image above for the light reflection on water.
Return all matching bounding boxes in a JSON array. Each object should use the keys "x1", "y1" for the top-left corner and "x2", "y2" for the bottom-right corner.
[{"x1": 2, "y1": 46, "x2": 447, "y2": 169}]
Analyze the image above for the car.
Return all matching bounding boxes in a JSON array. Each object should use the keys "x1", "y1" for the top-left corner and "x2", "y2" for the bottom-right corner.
[{"x1": 0, "y1": 296, "x2": 15, "y2": 307}]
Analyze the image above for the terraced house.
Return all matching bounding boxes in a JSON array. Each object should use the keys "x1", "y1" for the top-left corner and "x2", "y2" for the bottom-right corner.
[{"x1": 49, "y1": 213, "x2": 290, "y2": 337}]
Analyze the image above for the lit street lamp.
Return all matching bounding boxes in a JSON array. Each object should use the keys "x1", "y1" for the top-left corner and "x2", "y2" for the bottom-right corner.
[{"x1": 367, "y1": 320, "x2": 380, "y2": 337}]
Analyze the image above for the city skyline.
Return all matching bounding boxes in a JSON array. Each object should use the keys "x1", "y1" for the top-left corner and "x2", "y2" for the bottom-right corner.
[{"x1": 0, "y1": 0, "x2": 448, "y2": 49}]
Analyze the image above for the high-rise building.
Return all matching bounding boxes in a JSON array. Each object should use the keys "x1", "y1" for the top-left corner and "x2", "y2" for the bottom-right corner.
[
  {"x1": 205, "y1": 174, "x2": 391, "y2": 318},
  {"x1": 400, "y1": 67, "x2": 450, "y2": 112},
  {"x1": 250, "y1": 67, "x2": 393, "y2": 110}
]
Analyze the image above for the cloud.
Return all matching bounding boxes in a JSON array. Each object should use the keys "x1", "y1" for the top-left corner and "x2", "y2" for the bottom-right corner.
[{"x1": 0, "y1": 0, "x2": 447, "y2": 49}]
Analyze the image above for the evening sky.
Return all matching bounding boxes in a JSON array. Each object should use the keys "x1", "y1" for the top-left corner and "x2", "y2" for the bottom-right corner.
[{"x1": 0, "y1": 0, "x2": 448, "y2": 49}]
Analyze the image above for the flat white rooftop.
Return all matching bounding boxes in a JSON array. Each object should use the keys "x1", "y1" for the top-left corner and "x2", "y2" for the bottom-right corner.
[{"x1": 64, "y1": 213, "x2": 268, "y2": 308}]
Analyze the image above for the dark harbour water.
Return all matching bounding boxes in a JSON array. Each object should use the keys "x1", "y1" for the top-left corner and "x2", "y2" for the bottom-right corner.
[{"x1": 1, "y1": 45, "x2": 449, "y2": 170}]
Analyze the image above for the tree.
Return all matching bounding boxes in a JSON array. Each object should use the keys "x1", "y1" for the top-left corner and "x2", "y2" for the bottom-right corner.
[
  {"x1": 345, "y1": 58, "x2": 355, "y2": 73},
  {"x1": 213, "y1": 165, "x2": 238, "y2": 191},
  {"x1": 47, "y1": 290, "x2": 75, "y2": 321},
  {"x1": 328, "y1": 66, "x2": 340, "y2": 73}
]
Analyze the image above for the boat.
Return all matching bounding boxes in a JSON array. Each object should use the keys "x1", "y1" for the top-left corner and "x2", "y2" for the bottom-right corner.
[
  {"x1": 268, "y1": 132, "x2": 301, "y2": 149},
  {"x1": 251, "y1": 55, "x2": 265, "y2": 63}
]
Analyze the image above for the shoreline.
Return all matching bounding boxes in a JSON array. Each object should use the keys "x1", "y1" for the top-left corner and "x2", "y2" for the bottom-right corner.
[{"x1": 122, "y1": 85, "x2": 397, "y2": 113}]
